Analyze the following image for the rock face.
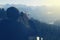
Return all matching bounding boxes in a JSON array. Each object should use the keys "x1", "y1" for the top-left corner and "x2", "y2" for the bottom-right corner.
[{"x1": 19, "y1": 12, "x2": 30, "y2": 28}]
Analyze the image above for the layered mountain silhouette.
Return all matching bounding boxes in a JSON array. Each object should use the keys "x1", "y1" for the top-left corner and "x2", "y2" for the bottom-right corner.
[{"x1": 0, "y1": 7, "x2": 60, "y2": 40}]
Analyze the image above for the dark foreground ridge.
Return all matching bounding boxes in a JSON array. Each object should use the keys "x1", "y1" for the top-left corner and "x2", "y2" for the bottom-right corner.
[{"x1": 0, "y1": 7, "x2": 60, "y2": 40}]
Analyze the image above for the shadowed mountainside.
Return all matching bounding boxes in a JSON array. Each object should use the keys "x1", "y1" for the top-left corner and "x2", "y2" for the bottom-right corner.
[{"x1": 0, "y1": 7, "x2": 60, "y2": 40}]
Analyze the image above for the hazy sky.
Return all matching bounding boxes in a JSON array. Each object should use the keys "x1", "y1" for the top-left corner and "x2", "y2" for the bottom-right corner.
[
  {"x1": 0, "y1": 0, "x2": 60, "y2": 6},
  {"x1": 0, "y1": 0, "x2": 60, "y2": 24}
]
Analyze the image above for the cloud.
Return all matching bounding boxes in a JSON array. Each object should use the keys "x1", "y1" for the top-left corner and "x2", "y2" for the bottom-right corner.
[
  {"x1": 0, "y1": 0, "x2": 60, "y2": 6},
  {"x1": 0, "y1": 0, "x2": 52, "y2": 5},
  {"x1": 0, "y1": 0, "x2": 42, "y2": 6}
]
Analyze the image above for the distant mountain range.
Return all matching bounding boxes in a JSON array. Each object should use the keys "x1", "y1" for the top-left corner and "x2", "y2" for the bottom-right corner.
[
  {"x1": 0, "y1": 4, "x2": 60, "y2": 24},
  {"x1": 54, "y1": 20, "x2": 60, "y2": 26},
  {"x1": 19, "y1": 12, "x2": 60, "y2": 40},
  {"x1": 0, "y1": 4, "x2": 51, "y2": 23}
]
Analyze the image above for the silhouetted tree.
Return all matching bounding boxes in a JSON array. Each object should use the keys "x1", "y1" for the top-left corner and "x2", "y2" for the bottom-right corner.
[
  {"x1": 0, "y1": 8, "x2": 2, "y2": 20},
  {"x1": 6, "y1": 7, "x2": 19, "y2": 21},
  {"x1": 0, "y1": 7, "x2": 28, "y2": 40},
  {"x1": 0, "y1": 8, "x2": 6, "y2": 23},
  {"x1": 1, "y1": 8, "x2": 6, "y2": 19}
]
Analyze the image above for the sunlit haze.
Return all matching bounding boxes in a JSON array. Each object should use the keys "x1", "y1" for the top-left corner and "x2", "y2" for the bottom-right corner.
[{"x1": 0, "y1": 0, "x2": 60, "y2": 6}]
